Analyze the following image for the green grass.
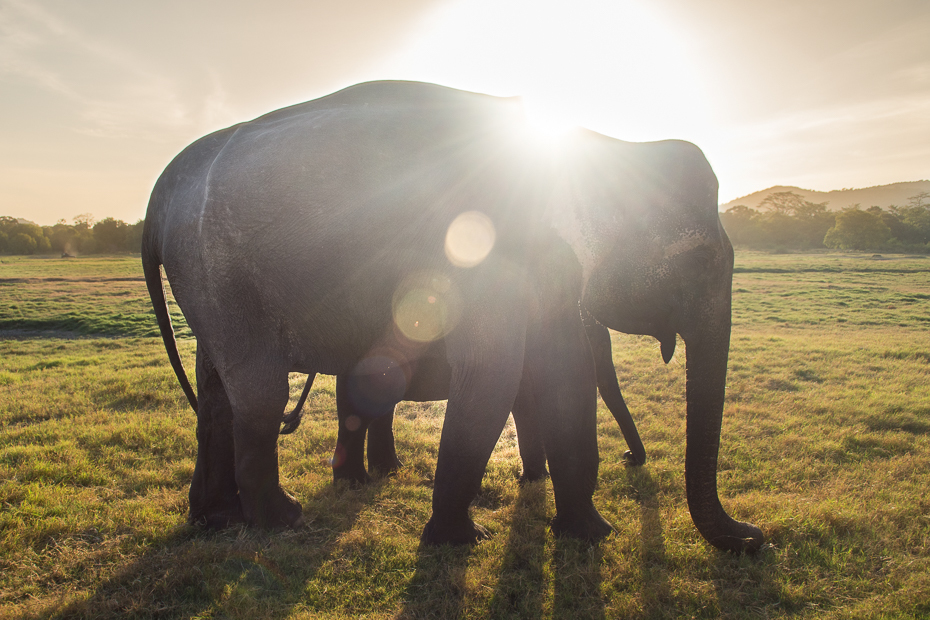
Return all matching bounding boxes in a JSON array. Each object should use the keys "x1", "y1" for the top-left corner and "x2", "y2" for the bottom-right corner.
[
  {"x1": 0, "y1": 255, "x2": 189, "y2": 338},
  {"x1": 0, "y1": 252, "x2": 928, "y2": 619}
]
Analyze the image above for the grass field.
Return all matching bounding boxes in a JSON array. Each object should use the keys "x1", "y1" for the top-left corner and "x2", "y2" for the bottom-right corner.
[{"x1": 0, "y1": 251, "x2": 928, "y2": 619}]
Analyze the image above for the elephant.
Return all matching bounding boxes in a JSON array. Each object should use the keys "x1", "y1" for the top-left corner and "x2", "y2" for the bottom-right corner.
[
  {"x1": 278, "y1": 309, "x2": 648, "y2": 487},
  {"x1": 143, "y1": 80, "x2": 763, "y2": 553}
]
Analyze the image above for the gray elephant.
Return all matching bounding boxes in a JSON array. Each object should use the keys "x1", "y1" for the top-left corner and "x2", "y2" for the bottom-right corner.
[
  {"x1": 143, "y1": 80, "x2": 763, "y2": 552},
  {"x1": 279, "y1": 311, "x2": 647, "y2": 486}
]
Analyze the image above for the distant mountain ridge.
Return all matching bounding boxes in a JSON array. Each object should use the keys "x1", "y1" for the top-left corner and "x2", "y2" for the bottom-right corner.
[{"x1": 720, "y1": 180, "x2": 930, "y2": 212}]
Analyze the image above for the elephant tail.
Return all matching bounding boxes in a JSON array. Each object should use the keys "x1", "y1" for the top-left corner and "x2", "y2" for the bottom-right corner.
[
  {"x1": 280, "y1": 373, "x2": 315, "y2": 434},
  {"x1": 141, "y1": 238, "x2": 198, "y2": 413}
]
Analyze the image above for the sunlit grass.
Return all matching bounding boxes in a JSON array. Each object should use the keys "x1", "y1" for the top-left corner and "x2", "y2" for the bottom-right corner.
[
  {"x1": 0, "y1": 254, "x2": 189, "y2": 338},
  {"x1": 0, "y1": 252, "x2": 928, "y2": 618}
]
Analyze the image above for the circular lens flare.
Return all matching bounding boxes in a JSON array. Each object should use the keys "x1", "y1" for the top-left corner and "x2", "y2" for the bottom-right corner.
[
  {"x1": 392, "y1": 272, "x2": 460, "y2": 342},
  {"x1": 445, "y1": 211, "x2": 496, "y2": 268}
]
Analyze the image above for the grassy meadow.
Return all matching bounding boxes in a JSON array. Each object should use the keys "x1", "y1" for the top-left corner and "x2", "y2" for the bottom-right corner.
[{"x1": 0, "y1": 251, "x2": 928, "y2": 619}]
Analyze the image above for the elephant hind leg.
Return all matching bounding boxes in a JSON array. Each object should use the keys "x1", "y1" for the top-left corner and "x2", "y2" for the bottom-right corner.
[
  {"x1": 189, "y1": 345, "x2": 243, "y2": 528},
  {"x1": 224, "y1": 361, "x2": 303, "y2": 529}
]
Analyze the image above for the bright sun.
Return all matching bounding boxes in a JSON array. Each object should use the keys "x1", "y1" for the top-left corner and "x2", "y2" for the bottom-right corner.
[
  {"x1": 383, "y1": 0, "x2": 710, "y2": 145},
  {"x1": 522, "y1": 96, "x2": 577, "y2": 139}
]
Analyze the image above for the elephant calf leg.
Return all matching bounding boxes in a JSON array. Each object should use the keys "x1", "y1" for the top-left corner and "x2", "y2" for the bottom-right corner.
[
  {"x1": 366, "y1": 410, "x2": 403, "y2": 475},
  {"x1": 332, "y1": 375, "x2": 375, "y2": 486},
  {"x1": 512, "y1": 384, "x2": 548, "y2": 484}
]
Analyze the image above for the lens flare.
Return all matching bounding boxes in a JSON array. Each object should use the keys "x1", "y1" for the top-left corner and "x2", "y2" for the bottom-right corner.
[
  {"x1": 392, "y1": 271, "x2": 460, "y2": 342},
  {"x1": 347, "y1": 355, "x2": 407, "y2": 414},
  {"x1": 330, "y1": 442, "x2": 347, "y2": 468},
  {"x1": 345, "y1": 414, "x2": 362, "y2": 432},
  {"x1": 445, "y1": 210, "x2": 495, "y2": 268}
]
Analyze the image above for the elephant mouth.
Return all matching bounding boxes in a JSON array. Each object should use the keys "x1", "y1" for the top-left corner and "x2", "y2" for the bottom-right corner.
[
  {"x1": 617, "y1": 306, "x2": 679, "y2": 363},
  {"x1": 600, "y1": 315, "x2": 678, "y2": 364}
]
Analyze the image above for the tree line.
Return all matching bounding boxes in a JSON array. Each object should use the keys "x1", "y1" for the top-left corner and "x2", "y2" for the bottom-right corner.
[
  {"x1": 720, "y1": 191, "x2": 930, "y2": 252},
  {"x1": 3, "y1": 191, "x2": 930, "y2": 256},
  {"x1": 0, "y1": 214, "x2": 143, "y2": 256}
]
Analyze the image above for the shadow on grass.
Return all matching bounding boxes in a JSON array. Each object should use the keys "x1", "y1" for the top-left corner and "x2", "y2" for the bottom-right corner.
[
  {"x1": 397, "y1": 541, "x2": 472, "y2": 619},
  {"x1": 23, "y1": 481, "x2": 385, "y2": 620},
  {"x1": 487, "y1": 480, "x2": 549, "y2": 617},
  {"x1": 628, "y1": 466, "x2": 778, "y2": 617},
  {"x1": 398, "y1": 479, "x2": 551, "y2": 619},
  {"x1": 552, "y1": 537, "x2": 606, "y2": 619},
  {"x1": 627, "y1": 467, "x2": 672, "y2": 614}
]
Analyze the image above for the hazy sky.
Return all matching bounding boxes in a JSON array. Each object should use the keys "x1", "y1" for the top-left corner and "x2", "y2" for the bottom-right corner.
[{"x1": 2, "y1": 0, "x2": 928, "y2": 225}]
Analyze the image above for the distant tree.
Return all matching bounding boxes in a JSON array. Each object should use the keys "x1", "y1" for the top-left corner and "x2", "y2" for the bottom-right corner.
[
  {"x1": 719, "y1": 205, "x2": 760, "y2": 246},
  {"x1": 73, "y1": 213, "x2": 95, "y2": 231},
  {"x1": 888, "y1": 196, "x2": 930, "y2": 246},
  {"x1": 792, "y1": 199, "x2": 835, "y2": 248},
  {"x1": 750, "y1": 191, "x2": 834, "y2": 249},
  {"x1": 2, "y1": 221, "x2": 51, "y2": 254},
  {"x1": 756, "y1": 210, "x2": 797, "y2": 248},
  {"x1": 9, "y1": 232, "x2": 38, "y2": 254},
  {"x1": 824, "y1": 207, "x2": 892, "y2": 251},
  {"x1": 92, "y1": 217, "x2": 129, "y2": 253},
  {"x1": 908, "y1": 191, "x2": 929, "y2": 209},
  {"x1": 758, "y1": 191, "x2": 809, "y2": 215},
  {"x1": 126, "y1": 219, "x2": 145, "y2": 253}
]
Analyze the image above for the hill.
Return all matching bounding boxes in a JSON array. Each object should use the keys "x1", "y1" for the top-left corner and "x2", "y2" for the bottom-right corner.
[{"x1": 720, "y1": 180, "x2": 930, "y2": 212}]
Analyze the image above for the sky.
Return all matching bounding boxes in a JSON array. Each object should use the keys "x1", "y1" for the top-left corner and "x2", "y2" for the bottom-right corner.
[{"x1": 1, "y1": 0, "x2": 928, "y2": 225}]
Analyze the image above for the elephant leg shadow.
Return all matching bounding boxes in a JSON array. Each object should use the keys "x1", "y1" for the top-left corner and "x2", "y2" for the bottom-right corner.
[
  {"x1": 397, "y1": 543, "x2": 471, "y2": 619},
  {"x1": 552, "y1": 537, "x2": 606, "y2": 619},
  {"x1": 488, "y1": 480, "x2": 548, "y2": 617},
  {"x1": 627, "y1": 467, "x2": 672, "y2": 612}
]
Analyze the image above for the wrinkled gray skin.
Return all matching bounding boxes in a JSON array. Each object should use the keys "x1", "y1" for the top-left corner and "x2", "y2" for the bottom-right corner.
[
  {"x1": 143, "y1": 80, "x2": 763, "y2": 552},
  {"x1": 279, "y1": 311, "x2": 647, "y2": 485}
]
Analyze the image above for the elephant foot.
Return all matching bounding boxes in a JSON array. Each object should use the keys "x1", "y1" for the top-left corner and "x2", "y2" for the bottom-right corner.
[
  {"x1": 188, "y1": 503, "x2": 245, "y2": 530},
  {"x1": 368, "y1": 456, "x2": 403, "y2": 477},
  {"x1": 242, "y1": 486, "x2": 304, "y2": 529},
  {"x1": 421, "y1": 515, "x2": 491, "y2": 546},
  {"x1": 622, "y1": 450, "x2": 646, "y2": 467},
  {"x1": 518, "y1": 467, "x2": 549, "y2": 485},
  {"x1": 333, "y1": 466, "x2": 373, "y2": 488},
  {"x1": 550, "y1": 504, "x2": 615, "y2": 543},
  {"x1": 702, "y1": 520, "x2": 765, "y2": 554}
]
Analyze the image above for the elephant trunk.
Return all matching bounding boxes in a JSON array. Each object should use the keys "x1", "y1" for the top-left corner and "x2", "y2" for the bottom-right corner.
[{"x1": 682, "y1": 308, "x2": 764, "y2": 553}]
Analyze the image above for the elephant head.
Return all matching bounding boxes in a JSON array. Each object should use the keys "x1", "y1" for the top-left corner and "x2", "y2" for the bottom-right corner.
[{"x1": 558, "y1": 135, "x2": 763, "y2": 553}]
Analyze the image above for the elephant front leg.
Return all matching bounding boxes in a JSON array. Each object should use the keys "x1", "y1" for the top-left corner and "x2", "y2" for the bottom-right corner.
[
  {"x1": 422, "y1": 323, "x2": 526, "y2": 546},
  {"x1": 528, "y1": 312, "x2": 614, "y2": 543},
  {"x1": 189, "y1": 345, "x2": 243, "y2": 528}
]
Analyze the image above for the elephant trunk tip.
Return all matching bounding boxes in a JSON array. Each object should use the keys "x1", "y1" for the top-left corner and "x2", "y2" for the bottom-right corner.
[
  {"x1": 622, "y1": 449, "x2": 646, "y2": 467},
  {"x1": 702, "y1": 519, "x2": 764, "y2": 554}
]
